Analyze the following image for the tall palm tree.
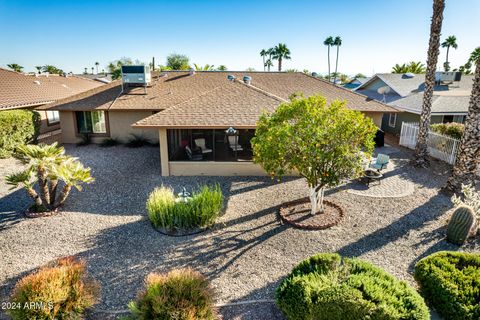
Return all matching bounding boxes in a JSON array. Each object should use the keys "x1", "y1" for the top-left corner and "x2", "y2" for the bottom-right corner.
[
  {"x1": 6, "y1": 63, "x2": 23, "y2": 72},
  {"x1": 95, "y1": 61, "x2": 99, "y2": 74},
  {"x1": 413, "y1": 0, "x2": 445, "y2": 167},
  {"x1": 444, "y1": 54, "x2": 480, "y2": 192},
  {"x1": 91, "y1": 67, "x2": 94, "y2": 75},
  {"x1": 266, "y1": 48, "x2": 274, "y2": 71},
  {"x1": 441, "y1": 35, "x2": 458, "y2": 71},
  {"x1": 271, "y1": 43, "x2": 291, "y2": 71},
  {"x1": 323, "y1": 36, "x2": 334, "y2": 81},
  {"x1": 332, "y1": 36, "x2": 342, "y2": 84},
  {"x1": 265, "y1": 59, "x2": 273, "y2": 72},
  {"x1": 35, "y1": 66, "x2": 42, "y2": 74},
  {"x1": 260, "y1": 49, "x2": 267, "y2": 71}
]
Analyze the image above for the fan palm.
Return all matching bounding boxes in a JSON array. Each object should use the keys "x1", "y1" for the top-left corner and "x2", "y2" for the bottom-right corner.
[
  {"x1": 35, "y1": 66, "x2": 42, "y2": 74},
  {"x1": 265, "y1": 59, "x2": 273, "y2": 71},
  {"x1": 260, "y1": 49, "x2": 267, "y2": 71},
  {"x1": 271, "y1": 43, "x2": 291, "y2": 72},
  {"x1": 470, "y1": 47, "x2": 480, "y2": 64},
  {"x1": 193, "y1": 63, "x2": 215, "y2": 71},
  {"x1": 392, "y1": 63, "x2": 409, "y2": 73},
  {"x1": 333, "y1": 36, "x2": 342, "y2": 84},
  {"x1": 408, "y1": 61, "x2": 426, "y2": 73},
  {"x1": 414, "y1": 0, "x2": 445, "y2": 167},
  {"x1": 54, "y1": 161, "x2": 94, "y2": 208},
  {"x1": 5, "y1": 169, "x2": 43, "y2": 208},
  {"x1": 7, "y1": 63, "x2": 23, "y2": 72},
  {"x1": 441, "y1": 35, "x2": 457, "y2": 71},
  {"x1": 95, "y1": 62, "x2": 99, "y2": 74},
  {"x1": 323, "y1": 36, "x2": 334, "y2": 81}
]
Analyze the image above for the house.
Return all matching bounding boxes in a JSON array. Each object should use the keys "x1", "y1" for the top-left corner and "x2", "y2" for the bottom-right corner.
[
  {"x1": 0, "y1": 68, "x2": 104, "y2": 143},
  {"x1": 355, "y1": 73, "x2": 473, "y2": 134},
  {"x1": 43, "y1": 70, "x2": 397, "y2": 176},
  {"x1": 343, "y1": 76, "x2": 369, "y2": 90}
]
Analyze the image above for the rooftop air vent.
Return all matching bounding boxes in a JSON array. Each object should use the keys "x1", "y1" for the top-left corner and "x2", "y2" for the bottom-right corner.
[
  {"x1": 121, "y1": 65, "x2": 151, "y2": 86},
  {"x1": 243, "y1": 75, "x2": 252, "y2": 85},
  {"x1": 404, "y1": 73, "x2": 415, "y2": 78},
  {"x1": 311, "y1": 72, "x2": 318, "y2": 77},
  {"x1": 227, "y1": 74, "x2": 236, "y2": 81}
]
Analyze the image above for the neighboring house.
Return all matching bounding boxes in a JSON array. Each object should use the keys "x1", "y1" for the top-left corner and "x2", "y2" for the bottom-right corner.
[
  {"x1": 343, "y1": 76, "x2": 369, "y2": 90},
  {"x1": 76, "y1": 73, "x2": 113, "y2": 84},
  {"x1": 0, "y1": 68, "x2": 104, "y2": 143},
  {"x1": 43, "y1": 70, "x2": 397, "y2": 176},
  {"x1": 355, "y1": 73, "x2": 473, "y2": 134}
]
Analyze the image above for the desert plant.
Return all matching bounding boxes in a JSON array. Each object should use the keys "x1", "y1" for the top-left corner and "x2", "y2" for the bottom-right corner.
[
  {"x1": 147, "y1": 185, "x2": 223, "y2": 232},
  {"x1": 128, "y1": 268, "x2": 217, "y2": 320},
  {"x1": 77, "y1": 133, "x2": 91, "y2": 146},
  {"x1": 447, "y1": 205, "x2": 477, "y2": 245},
  {"x1": 277, "y1": 253, "x2": 429, "y2": 320},
  {"x1": 414, "y1": 251, "x2": 480, "y2": 320},
  {"x1": 9, "y1": 256, "x2": 99, "y2": 320},
  {"x1": 125, "y1": 134, "x2": 152, "y2": 148},
  {"x1": 452, "y1": 184, "x2": 480, "y2": 217},
  {"x1": 430, "y1": 122, "x2": 464, "y2": 139},
  {"x1": 100, "y1": 137, "x2": 119, "y2": 147},
  {"x1": 0, "y1": 110, "x2": 40, "y2": 158}
]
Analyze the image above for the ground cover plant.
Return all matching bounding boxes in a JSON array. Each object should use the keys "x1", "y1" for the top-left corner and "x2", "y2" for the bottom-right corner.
[
  {"x1": 276, "y1": 253, "x2": 429, "y2": 320},
  {"x1": 0, "y1": 109, "x2": 40, "y2": 158},
  {"x1": 128, "y1": 268, "x2": 217, "y2": 320},
  {"x1": 414, "y1": 251, "x2": 480, "y2": 320},
  {"x1": 125, "y1": 134, "x2": 153, "y2": 148},
  {"x1": 9, "y1": 256, "x2": 99, "y2": 320},
  {"x1": 147, "y1": 184, "x2": 223, "y2": 233},
  {"x1": 100, "y1": 137, "x2": 120, "y2": 147}
]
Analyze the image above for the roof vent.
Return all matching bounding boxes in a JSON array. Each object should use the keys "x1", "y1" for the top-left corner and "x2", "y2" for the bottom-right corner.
[
  {"x1": 227, "y1": 74, "x2": 236, "y2": 81},
  {"x1": 33, "y1": 80, "x2": 40, "y2": 85},
  {"x1": 243, "y1": 75, "x2": 252, "y2": 85},
  {"x1": 404, "y1": 72, "x2": 415, "y2": 78},
  {"x1": 311, "y1": 72, "x2": 318, "y2": 77},
  {"x1": 189, "y1": 68, "x2": 195, "y2": 76}
]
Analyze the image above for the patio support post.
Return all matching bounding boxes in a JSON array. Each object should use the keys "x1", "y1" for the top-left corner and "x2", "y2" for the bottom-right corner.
[{"x1": 159, "y1": 129, "x2": 169, "y2": 176}]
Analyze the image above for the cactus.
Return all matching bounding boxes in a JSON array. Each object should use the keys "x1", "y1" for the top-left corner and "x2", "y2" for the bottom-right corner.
[{"x1": 447, "y1": 205, "x2": 477, "y2": 245}]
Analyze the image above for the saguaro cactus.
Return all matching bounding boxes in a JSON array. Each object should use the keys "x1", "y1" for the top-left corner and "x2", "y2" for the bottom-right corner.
[{"x1": 447, "y1": 205, "x2": 477, "y2": 245}]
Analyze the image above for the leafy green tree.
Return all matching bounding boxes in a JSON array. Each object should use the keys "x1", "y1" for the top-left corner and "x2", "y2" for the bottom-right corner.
[
  {"x1": 323, "y1": 36, "x2": 334, "y2": 81},
  {"x1": 7, "y1": 63, "x2": 23, "y2": 72},
  {"x1": 333, "y1": 36, "x2": 342, "y2": 84},
  {"x1": 271, "y1": 43, "x2": 291, "y2": 71},
  {"x1": 217, "y1": 65, "x2": 227, "y2": 71},
  {"x1": 441, "y1": 35, "x2": 458, "y2": 71},
  {"x1": 193, "y1": 63, "x2": 215, "y2": 71},
  {"x1": 108, "y1": 57, "x2": 133, "y2": 80},
  {"x1": 166, "y1": 53, "x2": 190, "y2": 70},
  {"x1": 252, "y1": 95, "x2": 377, "y2": 215},
  {"x1": 42, "y1": 65, "x2": 64, "y2": 75}
]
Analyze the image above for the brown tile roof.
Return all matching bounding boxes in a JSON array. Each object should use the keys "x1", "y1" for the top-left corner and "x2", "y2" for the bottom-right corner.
[{"x1": 0, "y1": 68, "x2": 103, "y2": 110}]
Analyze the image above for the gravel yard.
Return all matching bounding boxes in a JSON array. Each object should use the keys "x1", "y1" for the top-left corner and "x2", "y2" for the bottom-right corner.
[{"x1": 1, "y1": 144, "x2": 478, "y2": 319}]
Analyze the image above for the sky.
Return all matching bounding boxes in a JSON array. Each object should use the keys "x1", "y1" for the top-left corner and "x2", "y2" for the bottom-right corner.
[{"x1": 0, "y1": 0, "x2": 479, "y2": 76}]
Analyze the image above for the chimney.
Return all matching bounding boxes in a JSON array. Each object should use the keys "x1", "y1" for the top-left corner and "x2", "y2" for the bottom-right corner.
[{"x1": 243, "y1": 75, "x2": 252, "y2": 85}]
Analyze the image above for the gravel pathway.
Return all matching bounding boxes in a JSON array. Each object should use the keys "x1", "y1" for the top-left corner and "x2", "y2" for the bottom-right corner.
[{"x1": 1, "y1": 144, "x2": 478, "y2": 319}]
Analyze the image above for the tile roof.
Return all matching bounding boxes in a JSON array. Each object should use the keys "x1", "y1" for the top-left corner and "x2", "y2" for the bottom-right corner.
[{"x1": 0, "y1": 68, "x2": 103, "y2": 110}]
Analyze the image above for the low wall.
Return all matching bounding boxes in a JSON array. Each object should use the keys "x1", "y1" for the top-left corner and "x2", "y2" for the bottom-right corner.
[{"x1": 168, "y1": 161, "x2": 267, "y2": 176}]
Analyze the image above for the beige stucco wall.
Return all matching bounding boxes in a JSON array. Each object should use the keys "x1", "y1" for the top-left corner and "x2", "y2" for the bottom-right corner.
[
  {"x1": 169, "y1": 161, "x2": 267, "y2": 176},
  {"x1": 37, "y1": 110, "x2": 61, "y2": 134},
  {"x1": 363, "y1": 112, "x2": 383, "y2": 128}
]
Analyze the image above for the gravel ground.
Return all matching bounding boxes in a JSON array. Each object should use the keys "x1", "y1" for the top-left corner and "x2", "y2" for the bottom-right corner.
[{"x1": 1, "y1": 144, "x2": 478, "y2": 319}]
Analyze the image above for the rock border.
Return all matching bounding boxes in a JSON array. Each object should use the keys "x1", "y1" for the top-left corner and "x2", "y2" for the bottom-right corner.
[
  {"x1": 151, "y1": 223, "x2": 210, "y2": 237},
  {"x1": 24, "y1": 207, "x2": 58, "y2": 218},
  {"x1": 279, "y1": 197, "x2": 344, "y2": 230}
]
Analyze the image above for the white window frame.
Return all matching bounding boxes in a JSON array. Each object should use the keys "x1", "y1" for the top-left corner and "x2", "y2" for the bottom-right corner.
[
  {"x1": 46, "y1": 110, "x2": 60, "y2": 125},
  {"x1": 388, "y1": 113, "x2": 397, "y2": 127}
]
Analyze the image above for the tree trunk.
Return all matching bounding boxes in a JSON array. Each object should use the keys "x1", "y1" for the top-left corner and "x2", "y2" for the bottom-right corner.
[
  {"x1": 413, "y1": 0, "x2": 445, "y2": 168},
  {"x1": 49, "y1": 179, "x2": 59, "y2": 208},
  {"x1": 55, "y1": 185, "x2": 72, "y2": 208},
  {"x1": 278, "y1": 57, "x2": 282, "y2": 71},
  {"x1": 445, "y1": 59, "x2": 480, "y2": 192},
  {"x1": 37, "y1": 165, "x2": 50, "y2": 204},
  {"x1": 309, "y1": 185, "x2": 325, "y2": 215},
  {"x1": 263, "y1": 56, "x2": 265, "y2": 72},
  {"x1": 333, "y1": 45, "x2": 340, "y2": 84},
  {"x1": 27, "y1": 187, "x2": 43, "y2": 207},
  {"x1": 445, "y1": 46, "x2": 450, "y2": 71},
  {"x1": 327, "y1": 46, "x2": 331, "y2": 82}
]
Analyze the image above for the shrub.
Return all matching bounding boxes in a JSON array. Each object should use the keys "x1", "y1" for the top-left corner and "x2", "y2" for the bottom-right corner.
[
  {"x1": 277, "y1": 253, "x2": 429, "y2": 320},
  {"x1": 9, "y1": 256, "x2": 99, "y2": 320},
  {"x1": 430, "y1": 122, "x2": 464, "y2": 139},
  {"x1": 100, "y1": 137, "x2": 119, "y2": 147},
  {"x1": 128, "y1": 268, "x2": 217, "y2": 320},
  {"x1": 414, "y1": 251, "x2": 480, "y2": 320},
  {"x1": 77, "y1": 133, "x2": 91, "y2": 146},
  {"x1": 0, "y1": 110, "x2": 40, "y2": 158},
  {"x1": 125, "y1": 134, "x2": 152, "y2": 148},
  {"x1": 147, "y1": 185, "x2": 223, "y2": 232}
]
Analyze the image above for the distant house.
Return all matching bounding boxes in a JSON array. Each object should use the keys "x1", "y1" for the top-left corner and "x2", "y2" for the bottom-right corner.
[
  {"x1": 343, "y1": 77, "x2": 369, "y2": 90},
  {"x1": 355, "y1": 73, "x2": 473, "y2": 134},
  {"x1": 76, "y1": 73, "x2": 113, "y2": 84},
  {"x1": 0, "y1": 68, "x2": 103, "y2": 143},
  {"x1": 43, "y1": 70, "x2": 397, "y2": 176}
]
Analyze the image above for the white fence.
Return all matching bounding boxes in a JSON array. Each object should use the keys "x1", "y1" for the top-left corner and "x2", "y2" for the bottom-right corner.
[{"x1": 399, "y1": 122, "x2": 460, "y2": 164}]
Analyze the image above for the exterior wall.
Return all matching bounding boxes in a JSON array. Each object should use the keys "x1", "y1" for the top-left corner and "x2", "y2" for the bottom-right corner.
[
  {"x1": 363, "y1": 112, "x2": 383, "y2": 128},
  {"x1": 37, "y1": 110, "x2": 61, "y2": 135},
  {"x1": 430, "y1": 115, "x2": 444, "y2": 124},
  {"x1": 168, "y1": 161, "x2": 267, "y2": 176},
  {"x1": 381, "y1": 112, "x2": 420, "y2": 135}
]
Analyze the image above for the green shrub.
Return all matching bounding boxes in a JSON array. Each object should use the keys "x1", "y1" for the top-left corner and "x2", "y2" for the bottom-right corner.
[
  {"x1": 9, "y1": 256, "x2": 99, "y2": 320},
  {"x1": 147, "y1": 185, "x2": 223, "y2": 232},
  {"x1": 0, "y1": 110, "x2": 40, "y2": 158},
  {"x1": 430, "y1": 122, "x2": 464, "y2": 139},
  {"x1": 128, "y1": 268, "x2": 218, "y2": 320},
  {"x1": 77, "y1": 133, "x2": 91, "y2": 146},
  {"x1": 414, "y1": 251, "x2": 480, "y2": 320},
  {"x1": 277, "y1": 253, "x2": 429, "y2": 320},
  {"x1": 125, "y1": 134, "x2": 152, "y2": 148},
  {"x1": 100, "y1": 137, "x2": 119, "y2": 147}
]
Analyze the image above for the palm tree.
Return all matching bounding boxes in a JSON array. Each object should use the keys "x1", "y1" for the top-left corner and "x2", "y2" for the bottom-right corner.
[
  {"x1": 271, "y1": 43, "x2": 291, "y2": 71},
  {"x1": 323, "y1": 36, "x2": 334, "y2": 81},
  {"x1": 470, "y1": 47, "x2": 480, "y2": 64},
  {"x1": 408, "y1": 61, "x2": 426, "y2": 73},
  {"x1": 193, "y1": 63, "x2": 215, "y2": 71},
  {"x1": 260, "y1": 49, "x2": 267, "y2": 71},
  {"x1": 413, "y1": 0, "x2": 445, "y2": 167},
  {"x1": 217, "y1": 65, "x2": 227, "y2": 71},
  {"x1": 392, "y1": 63, "x2": 408, "y2": 73},
  {"x1": 84, "y1": 67, "x2": 88, "y2": 74},
  {"x1": 95, "y1": 61, "x2": 99, "y2": 74},
  {"x1": 6, "y1": 63, "x2": 23, "y2": 72},
  {"x1": 266, "y1": 48, "x2": 274, "y2": 71},
  {"x1": 444, "y1": 56, "x2": 479, "y2": 192},
  {"x1": 5, "y1": 169, "x2": 43, "y2": 208},
  {"x1": 332, "y1": 36, "x2": 342, "y2": 84},
  {"x1": 265, "y1": 59, "x2": 273, "y2": 72},
  {"x1": 441, "y1": 35, "x2": 458, "y2": 71},
  {"x1": 91, "y1": 67, "x2": 94, "y2": 75},
  {"x1": 35, "y1": 66, "x2": 42, "y2": 74},
  {"x1": 54, "y1": 161, "x2": 94, "y2": 207}
]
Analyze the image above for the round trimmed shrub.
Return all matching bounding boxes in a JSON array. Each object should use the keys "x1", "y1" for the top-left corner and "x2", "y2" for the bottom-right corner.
[
  {"x1": 128, "y1": 268, "x2": 218, "y2": 320},
  {"x1": 0, "y1": 110, "x2": 40, "y2": 158},
  {"x1": 9, "y1": 256, "x2": 99, "y2": 320},
  {"x1": 276, "y1": 253, "x2": 429, "y2": 320},
  {"x1": 414, "y1": 251, "x2": 480, "y2": 320},
  {"x1": 147, "y1": 184, "x2": 223, "y2": 233}
]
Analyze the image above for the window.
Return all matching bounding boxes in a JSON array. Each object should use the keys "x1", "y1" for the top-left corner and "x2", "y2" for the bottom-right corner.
[
  {"x1": 388, "y1": 113, "x2": 397, "y2": 127},
  {"x1": 453, "y1": 115, "x2": 465, "y2": 123},
  {"x1": 442, "y1": 115, "x2": 454, "y2": 123},
  {"x1": 46, "y1": 110, "x2": 60, "y2": 124},
  {"x1": 75, "y1": 111, "x2": 106, "y2": 134}
]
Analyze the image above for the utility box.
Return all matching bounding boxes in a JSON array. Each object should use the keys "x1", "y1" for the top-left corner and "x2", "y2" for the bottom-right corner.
[{"x1": 121, "y1": 65, "x2": 151, "y2": 85}]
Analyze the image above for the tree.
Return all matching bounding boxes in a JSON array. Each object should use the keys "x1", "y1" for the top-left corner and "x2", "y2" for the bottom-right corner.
[
  {"x1": 271, "y1": 43, "x2": 291, "y2": 71},
  {"x1": 95, "y1": 61, "x2": 99, "y2": 74},
  {"x1": 444, "y1": 54, "x2": 480, "y2": 192},
  {"x1": 470, "y1": 47, "x2": 480, "y2": 64},
  {"x1": 108, "y1": 57, "x2": 133, "y2": 80},
  {"x1": 7, "y1": 63, "x2": 23, "y2": 72},
  {"x1": 260, "y1": 49, "x2": 267, "y2": 71},
  {"x1": 166, "y1": 53, "x2": 190, "y2": 70},
  {"x1": 245, "y1": 67, "x2": 256, "y2": 71},
  {"x1": 441, "y1": 35, "x2": 457, "y2": 71},
  {"x1": 333, "y1": 36, "x2": 342, "y2": 84},
  {"x1": 217, "y1": 65, "x2": 227, "y2": 71},
  {"x1": 323, "y1": 36, "x2": 334, "y2": 81},
  {"x1": 413, "y1": 0, "x2": 445, "y2": 167},
  {"x1": 35, "y1": 66, "x2": 42, "y2": 74},
  {"x1": 42, "y1": 65, "x2": 64, "y2": 75},
  {"x1": 84, "y1": 67, "x2": 88, "y2": 75},
  {"x1": 91, "y1": 67, "x2": 94, "y2": 75},
  {"x1": 5, "y1": 143, "x2": 94, "y2": 212},
  {"x1": 193, "y1": 63, "x2": 215, "y2": 71},
  {"x1": 251, "y1": 95, "x2": 377, "y2": 215},
  {"x1": 391, "y1": 61, "x2": 426, "y2": 74},
  {"x1": 354, "y1": 73, "x2": 367, "y2": 78},
  {"x1": 265, "y1": 59, "x2": 273, "y2": 72},
  {"x1": 339, "y1": 73, "x2": 349, "y2": 84}
]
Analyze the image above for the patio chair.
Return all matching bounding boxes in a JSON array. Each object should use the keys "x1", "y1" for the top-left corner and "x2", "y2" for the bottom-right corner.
[
  {"x1": 228, "y1": 135, "x2": 243, "y2": 151},
  {"x1": 369, "y1": 153, "x2": 390, "y2": 172},
  {"x1": 194, "y1": 138, "x2": 213, "y2": 154},
  {"x1": 185, "y1": 145, "x2": 203, "y2": 161}
]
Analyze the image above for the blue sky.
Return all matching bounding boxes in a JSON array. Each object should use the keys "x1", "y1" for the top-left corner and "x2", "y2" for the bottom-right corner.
[{"x1": 0, "y1": 0, "x2": 478, "y2": 76}]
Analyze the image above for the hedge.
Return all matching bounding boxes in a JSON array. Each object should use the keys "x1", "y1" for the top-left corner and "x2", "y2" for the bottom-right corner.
[
  {"x1": 0, "y1": 110, "x2": 40, "y2": 158},
  {"x1": 414, "y1": 251, "x2": 480, "y2": 320},
  {"x1": 430, "y1": 122, "x2": 464, "y2": 140},
  {"x1": 276, "y1": 253, "x2": 429, "y2": 320}
]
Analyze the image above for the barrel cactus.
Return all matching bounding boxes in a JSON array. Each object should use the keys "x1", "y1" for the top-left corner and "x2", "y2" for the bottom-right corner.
[{"x1": 447, "y1": 206, "x2": 477, "y2": 245}]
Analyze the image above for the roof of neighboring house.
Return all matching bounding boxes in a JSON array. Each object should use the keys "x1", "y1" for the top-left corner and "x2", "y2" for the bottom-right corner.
[
  {"x1": 0, "y1": 68, "x2": 103, "y2": 110},
  {"x1": 75, "y1": 73, "x2": 113, "y2": 83},
  {"x1": 356, "y1": 73, "x2": 426, "y2": 97},
  {"x1": 391, "y1": 93, "x2": 471, "y2": 115}
]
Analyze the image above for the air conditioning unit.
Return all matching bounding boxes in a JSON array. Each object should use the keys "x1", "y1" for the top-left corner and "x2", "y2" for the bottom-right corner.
[
  {"x1": 121, "y1": 65, "x2": 151, "y2": 85},
  {"x1": 435, "y1": 71, "x2": 461, "y2": 83}
]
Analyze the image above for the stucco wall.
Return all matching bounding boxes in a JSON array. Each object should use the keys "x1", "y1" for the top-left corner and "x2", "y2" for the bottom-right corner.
[
  {"x1": 381, "y1": 112, "x2": 444, "y2": 135},
  {"x1": 168, "y1": 161, "x2": 267, "y2": 176},
  {"x1": 363, "y1": 112, "x2": 383, "y2": 128},
  {"x1": 37, "y1": 110, "x2": 61, "y2": 134}
]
